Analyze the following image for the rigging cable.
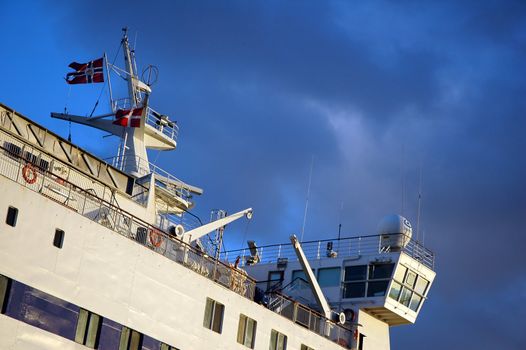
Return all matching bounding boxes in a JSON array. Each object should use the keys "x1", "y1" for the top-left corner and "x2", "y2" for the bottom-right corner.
[{"x1": 88, "y1": 40, "x2": 123, "y2": 118}]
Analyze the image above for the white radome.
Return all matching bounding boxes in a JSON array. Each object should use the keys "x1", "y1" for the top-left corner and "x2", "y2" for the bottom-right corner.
[{"x1": 377, "y1": 214, "x2": 413, "y2": 249}]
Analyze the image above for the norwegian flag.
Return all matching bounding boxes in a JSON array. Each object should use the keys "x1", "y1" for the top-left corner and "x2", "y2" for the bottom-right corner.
[
  {"x1": 66, "y1": 57, "x2": 104, "y2": 84},
  {"x1": 112, "y1": 107, "x2": 144, "y2": 127}
]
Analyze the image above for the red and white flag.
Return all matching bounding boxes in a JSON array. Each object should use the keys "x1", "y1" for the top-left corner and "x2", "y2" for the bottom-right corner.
[
  {"x1": 112, "y1": 107, "x2": 144, "y2": 127},
  {"x1": 66, "y1": 57, "x2": 104, "y2": 84}
]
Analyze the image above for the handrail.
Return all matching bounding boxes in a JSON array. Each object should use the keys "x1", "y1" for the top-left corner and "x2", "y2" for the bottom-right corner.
[
  {"x1": 222, "y1": 233, "x2": 435, "y2": 270},
  {"x1": 266, "y1": 291, "x2": 353, "y2": 348},
  {"x1": 0, "y1": 136, "x2": 256, "y2": 300}
]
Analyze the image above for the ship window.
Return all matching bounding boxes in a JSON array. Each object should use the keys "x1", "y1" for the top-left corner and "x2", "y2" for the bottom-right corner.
[
  {"x1": 6, "y1": 206, "x2": 18, "y2": 227},
  {"x1": 0, "y1": 274, "x2": 11, "y2": 314},
  {"x1": 414, "y1": 276, "x2": 429, "y2": 295},
  {"x1": 54, "y1": 229, "x2": 65, "y2": 248},
  {"x1": 404, "y1": 270, "x2": 417, "y2": 288},
  {"x1": 393, "y1": 265, "x2": 407, "y2": 283},
  {"x1": 301, "y1": 345, "x2": 314, "y2": 350},
  {"x1": 267, "y1": 271, "x2": 284, "y2": 291},
  {"x1": 344, "y1": 265, "x2": 367, "y2": 281},
  {"x1": 4, "y1": 281, "x2": 79, "y2": 340},
  {"x1": 367, "y1": 280, "x2": 390, "y2": 297},
  {"x1": 389, "y1": 282, "x2": 402, "y2": 301},
  {"x1": 343, "y1": 282, "x2": 366, "y2": 298},
  {"x1": 317, "y1": 267, "x2": 341, "y2": 287},
  {"x1": 291, "y1": 270, "x2": 308, "y2": 283},
  {"x1": 203, "y1": 298, "x2": 224, "y2": 333},
  {"x1": 237, "y1": 314, "x2": 257, "y2": 348},
  {"x1": 409, "y1": 293, "x2": 423, "y2": 312},
  {"x1": 269, "y1": 329, "x2": 287, "y2": 350},
  {"x1": 399, "y1": 287, "x2": 412, "y2": 307},
  {"x1": 75, "y1": 308, "x2": 102, "y2": 348},
  {"x1": 119, "y1": 326, "x2": 143, "y2": 350},
  {"x1": 160, "y1": 343, "x2": 180, "y2": 350},
  {"x1": 368, "y1": 263, "x2": 394, "y2": 279}
]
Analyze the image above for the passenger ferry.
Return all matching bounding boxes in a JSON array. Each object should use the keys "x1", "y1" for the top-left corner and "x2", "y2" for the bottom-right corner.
[{"x1": 0, "y1": 29, "x2": 435, "y2": 350}]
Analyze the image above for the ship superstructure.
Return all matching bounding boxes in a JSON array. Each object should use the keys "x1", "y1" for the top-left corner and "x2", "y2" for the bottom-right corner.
[{"x1": 0, "y1": 29, "x2": 435, "y2": 350}]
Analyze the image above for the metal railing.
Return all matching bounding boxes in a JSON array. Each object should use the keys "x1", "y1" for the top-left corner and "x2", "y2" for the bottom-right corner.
[
  {"x1": 0, "y1": 135, "x2": 255, "y2": 300},
  {"x1": 113, "y1": 98, "x2": 179, "y2": 142},
  {"x1": 0, "y1": 128, "x2": 358, "y2": 348},
  {"x1": 222, "y1": 234, "x2": 435, "y2": 270},
  {"x1": 266, "y1": 291, "x2": 353, "y2": 349},
  {"x1": 106, "y1": 154, "x2": 193, "y2": 201}
]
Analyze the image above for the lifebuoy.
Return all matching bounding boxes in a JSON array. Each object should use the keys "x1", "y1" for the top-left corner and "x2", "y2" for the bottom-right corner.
[
  {"x1": 22, "y1": 164, "x2": 37, "y2": 184},
  {"x1": 149, "y1": 229, "x2": 163, "y2": 247}
]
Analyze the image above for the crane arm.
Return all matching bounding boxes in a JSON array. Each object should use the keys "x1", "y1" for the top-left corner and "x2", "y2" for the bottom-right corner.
[{"x1": 183, "y1": 208, "x2": 253, "y2": 243}]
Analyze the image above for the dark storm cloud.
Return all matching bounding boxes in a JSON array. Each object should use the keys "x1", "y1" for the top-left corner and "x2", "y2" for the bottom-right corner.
[{"x1": 3, "y1": 0, "x2": 526, "y2": 349}]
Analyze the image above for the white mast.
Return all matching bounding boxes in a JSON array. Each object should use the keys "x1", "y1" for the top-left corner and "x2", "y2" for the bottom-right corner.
[{"x1": 51, "y1": 28, "x2": 179, "y2": 179}]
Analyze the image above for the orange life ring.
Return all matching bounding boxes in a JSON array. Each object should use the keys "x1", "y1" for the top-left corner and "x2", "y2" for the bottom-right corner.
[
  {"x1": 22, "y1": 164, "x2": 37, "y2": 184},
  {"x1": 149, "y1": 229, "x2": 163, "y2": 247}
]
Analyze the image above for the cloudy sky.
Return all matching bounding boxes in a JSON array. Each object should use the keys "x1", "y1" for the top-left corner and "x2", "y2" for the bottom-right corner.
[{"x1": 1, "y1": 1, "x2": 525, "y2": 349}]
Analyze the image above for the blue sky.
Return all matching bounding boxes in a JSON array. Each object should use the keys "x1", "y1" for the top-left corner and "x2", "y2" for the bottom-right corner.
[{"x1": 1, "y1": 1, "x2": 526, "y2": 349}]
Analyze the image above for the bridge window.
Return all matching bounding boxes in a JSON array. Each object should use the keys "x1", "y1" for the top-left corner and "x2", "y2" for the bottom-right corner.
[
  {"x1": 301, "y1": 345, "x2": 314, "y2": 350},
  {"x1": 414, "y1": 276, "x2": 429, "y2": 295},
  {"x1": 317, "y1": 267, "x2": 341, "y2": 287},
  {"x1": 237, "y1": 314, "x2": 257, "y2": 348},
  {"x1": 160, "y1": 343, "x2": 180, "y2": 350},
  {"x1": 368, "y1": 263, "x2": 394, "y2": 279},
  {"x1": 203, "y1": 298, "x2": 224, "y2": 333},
  {"x1": 343, "y1": 264, "x2": 393, "y2": 298},
  {"x1": 269, "y1": 329, "x2": 287, "y2": 350},
  {"x1": 267, "y1": 271, "x2": 284, "y2": 291}
]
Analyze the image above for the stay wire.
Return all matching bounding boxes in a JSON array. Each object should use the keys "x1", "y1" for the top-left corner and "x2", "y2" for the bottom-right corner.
[{"x1": 89, "y1": 40, "x2": 123, "y2": 118}]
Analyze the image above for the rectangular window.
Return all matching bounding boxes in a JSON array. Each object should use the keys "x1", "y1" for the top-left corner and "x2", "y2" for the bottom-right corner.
[
  {"x1": 317, "y1": 267, "x2": 341, "y2": 287},
  {"x1": 367, "y1": 280, "x2": 389, "y2": 297},
  {"x1": 409, "y1": 293, "x2": 423, "y2": 312},
  {"x1": 399, "y1": 287, "x2": 412, "y2": 307},
  {"x1": 393, "y1": 265, "x2": 407, "y2": 283},
  {"x1": 203, "y1": 298, "x2": 224, "y2": 333},
  {"x1": 388, "y1": 282, "x2": 402, "y2": 301},
  {"x1": 75, "y1": 308, "x2": 102, "y2": 348},
  {"x1": 269, "y1": 329, "x2": 287, "y2": 350},
  {"x1": 0, "y1": 274, "x2": 11, "y2": 314},
  {"x1": 404, "y1": 270, "x2": 417, "y2": 288},
  {"x1": 368, "y1": 263, "x2": 394, "y2": 279},
  {"x1": 98, "y1": 318, "x2": 122, "y2": 350},
  {"x1": 6, "y1": 206, "x2": 18, "y2": 227},
  {"x1": 54, "y1": 229, "x2": 65, "y2": 248},
  {"x1": 237, "y1": 314, "x2": 257, "y2": 348},
  {"x1": 343, "y1": 282, "x2": 366, "y2": 298},
  {"x1": 160, "y1": 343, "x2": 179, "y2": 350},
  {"x1": 5, "y1": 281, "x2": 79, "y2": 340},
  {"x1": 414, "y1": 276, "x2": 429, "y2": 295},
  {"x1": 291, "y1": 270, "x2": 308, "y2": 283},
  {"x1": 344, "y1": 265, "x2": 367, "y2": 281},
  {"x1": 301, "y1": 345, "x2": 314, "y2": 350},
  {"x1": 267, "y1": 271, "x2": 284, "y2": 291},
  {"x1": 119, "y1": 326, "x2": 143, "y2": 350}
]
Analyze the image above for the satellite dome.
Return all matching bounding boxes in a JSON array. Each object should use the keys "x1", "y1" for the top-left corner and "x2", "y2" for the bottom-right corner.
[{"x1": 377, "y1": 214, "x2": 413, "y2": 250}]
